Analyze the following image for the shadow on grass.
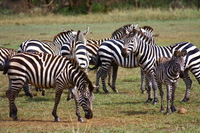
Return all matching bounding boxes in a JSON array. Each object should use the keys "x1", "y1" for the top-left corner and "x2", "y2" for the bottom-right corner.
[
  {"x1": 99, "y1": 101, "x2": 145, "y2": 106},
  {"x1": 26, "y1": 97, "x2": 53, "y2": 102},
  {"x1": 120, "y1": 110, "x2": 148, "y2": 115},
  {"x1": 0, "y1": 119, "x2": 72, "y2": 123},
  {"x1": 0, "y1": 93, "x2": 26, "y2": 98}
]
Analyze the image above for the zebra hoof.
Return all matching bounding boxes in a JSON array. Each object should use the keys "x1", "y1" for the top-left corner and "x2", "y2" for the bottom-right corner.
[
  {"x1": 171, "y1": 107, "x2": 177, "y2": 112},
  {"x1": 11, "y1": 115, "x2": 18, "y2": 121},
  {"x1": 55, "y1": 118, "x2": 60, "y2": 122},
  {"x1": 78, "y1": 118, "x2": 84, "y2": 122},
  {"x1": 181, "y1": 98, "x2": 189, "y2": 103},
  {"x1": 104, "y1": 91, "x2": 110, "y2": 94},
  {"x1": 145, "y1": 98, "x2": 153, "y2": 104},
  {"x1": 165, "y1": 112, "x2": 170, "y2": 115}
]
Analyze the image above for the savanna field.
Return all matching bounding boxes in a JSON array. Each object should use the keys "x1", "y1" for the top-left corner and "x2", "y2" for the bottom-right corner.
[{"x1": 0, "y1": 8, "x2": 200, "y2": 132}]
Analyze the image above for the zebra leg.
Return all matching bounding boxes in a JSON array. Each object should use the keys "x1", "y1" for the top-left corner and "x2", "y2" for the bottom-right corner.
[
  {"x1": 165, "y1": 84, "x2": 172, "y2": 115},
  {"x1": 140, "y1": 69, "x2": 146, "y2": 94},
  {"x1": 101, "y1": 68, "x2": 109, "y2": 94},
  {"x1": 72, "y1": 87, "x2": 84, "y2": 122},
  {"x1": 171, "y1": 83, "x2": 177, "y2": 113},
  {"x1": 181, "y1": 72, "x2": 192, "y2": 102},
  {"x1": 152, "y1": 74, "x2": 158, "y2": 105},
  {"x1": 23, "y1": 83, "x2": 34, "y2": 98},
  {"x1": 158, "y1": 83, "x2": 164, "y2": 112},
  {"x1": 145, "y1": 75, "x2": 153, "y2": 103},
  {"x1": 66, "y1": 87, "x2": 74, "y2": 101},
  {"x1": 35, "y1": 87, "x2": 45, "y2": 96},
  {"x1": 95, "y1": 69, "x2": 102, "y2": 93},
  {"x1": 107, "y1": 66, "x2": 112, "y2": 88},
  {"x1": 6, "y1": 79, "x2": 22, "y2": 121},
  {"x1": 52, "y1": 87, "x2": 63, "y2": 122},
  {"x1": 109, "y1": 64, "x2": 119, "y2": 93}
]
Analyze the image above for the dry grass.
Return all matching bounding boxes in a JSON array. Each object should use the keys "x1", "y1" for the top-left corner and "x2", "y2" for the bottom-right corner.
[{"x1": 0, "y1": 8, "x2": 200, "y2": 26}]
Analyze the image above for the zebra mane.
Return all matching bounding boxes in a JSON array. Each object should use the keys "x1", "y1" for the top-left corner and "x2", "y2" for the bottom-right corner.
[
  {"x1": 111, "y1": 24, "x2": 133, "y2": 38},
  {"x1": 68, "y1": 57, "x2": 94, "y2": 92},
  {"x1": 53, "y1": 30, "x2": 74, "y2": 42},
  {"x1": 134, "y1": 29, "x2": 153, "y2": 44},
  {"x1": 140, "y1": 26, "x2": 154, "y2": 33}
]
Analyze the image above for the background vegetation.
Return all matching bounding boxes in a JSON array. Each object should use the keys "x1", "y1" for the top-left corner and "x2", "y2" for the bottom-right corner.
[
  {"x1": 0, "y1": 2, "x2": 200, "y2": 133},
  {"x1": 0, "y1": 0, "x2": 200, "y2": 15}
]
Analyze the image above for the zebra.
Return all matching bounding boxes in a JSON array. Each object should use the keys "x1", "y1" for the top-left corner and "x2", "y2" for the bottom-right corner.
[
  {"x1": 18, "y1": 29, "x2": 77, "y2": 55},
  {"x1": 86, "y1": 24, "x2": 138, "y2": 65},
  {"x1": 155, "y1": 50, "x2": 187, "y2": 115},
  {"x1": 0, "y1": 47, "x2": 34, "y2": 97},
  {"x1": 121, "y1": 28, "x2": 200, "y2": 104},
  {"x1": 90, "y1": 30, "x2": 142, "y2": 94},
  {"x1": 61, "y1": 28, "x2": 90, "y2": 100},
  {"x1": 17, "y1": 29, "x2": 78, "y2": 96},
  {"x1": 3, "y1": 52, "x2": 94, "y2": 122},
  {"x1": 87, "y1": 24, "x2": 140, "y2": 93},
  {"x1": 89, "y1": 25, "x2": 154, "y2": 94}
]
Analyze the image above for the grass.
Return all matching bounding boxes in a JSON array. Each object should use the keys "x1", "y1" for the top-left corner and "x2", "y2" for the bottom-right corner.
[{"x1": 0, "y1": 8, "x2": 200, "y2": 132}]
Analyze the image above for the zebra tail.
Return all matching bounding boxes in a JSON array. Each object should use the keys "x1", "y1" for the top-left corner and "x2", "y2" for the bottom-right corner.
[
  {"x1": 3, "y1": 57, "x2": 10, "y2": 75},
  {"x1": 89, "y1": 53, "x2": 101, "y2": 71}
]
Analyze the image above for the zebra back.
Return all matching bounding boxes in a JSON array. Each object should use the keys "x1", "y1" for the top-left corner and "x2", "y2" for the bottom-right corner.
[
  {"x1": 53, "y1": 29, "x2": 77, "y2": 45},
  {"x1": 18, "y1": 30, "x2": 77, "y2": 55}
]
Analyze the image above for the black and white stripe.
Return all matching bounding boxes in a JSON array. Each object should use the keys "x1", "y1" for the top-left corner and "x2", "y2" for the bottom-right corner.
[
  {"x1": 4, "y1": 52, "x2": 94, "y2": 122},
  {"x1": 155, "y1": 50, "x2": 187, "y2": 114}
]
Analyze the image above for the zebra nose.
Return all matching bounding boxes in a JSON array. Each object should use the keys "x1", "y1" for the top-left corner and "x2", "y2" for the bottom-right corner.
[
  {"x1": 85, "y1": 108, "x2": 93, "y2": 119},
  {"x1": 121, "y1": 48, "x2": 129, "y2": 58}
]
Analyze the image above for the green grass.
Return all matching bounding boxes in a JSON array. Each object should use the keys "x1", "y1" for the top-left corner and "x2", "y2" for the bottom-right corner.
[{"x1": 0, "y1": 9, "x2": 200, "y2": 132}]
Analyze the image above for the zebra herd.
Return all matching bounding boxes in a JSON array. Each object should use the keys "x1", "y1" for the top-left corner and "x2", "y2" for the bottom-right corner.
[{"x1": 1, "y1": 23, "x2": 200, "y2": 122}]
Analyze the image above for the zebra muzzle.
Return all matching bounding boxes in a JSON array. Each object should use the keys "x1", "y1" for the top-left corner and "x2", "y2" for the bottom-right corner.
[{"x1": 85, "y1": 108, "x2": 93, "y2": 119}]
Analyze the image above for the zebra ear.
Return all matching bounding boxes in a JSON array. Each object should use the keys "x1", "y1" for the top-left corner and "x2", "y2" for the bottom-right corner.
[
  {"x1": 133, "y1": 24, "x2": 138, "y2": 29},
  {"x1": 83, "y1": 27, "x2": 89, "y2": 36},
  {"x1": 182, "y1": 49, "x2": 187, "y2": 56},
  {"x1": 173, "y1": 50, "x2": 179, "y2": 57},
  {"x1": 125, "y1": 30, "x2": 130, "y2": 35}
]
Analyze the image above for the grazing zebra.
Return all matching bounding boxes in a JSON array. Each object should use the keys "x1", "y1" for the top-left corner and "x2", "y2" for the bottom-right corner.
[
  {"x1": 3, "y1": 52, "x2": 94, "y2": 122},
  {"x1": 155, "y1": 50, "x2": 187, "y2": 115},
  {"x1": 0, "y1": 47, "x2": 34, "y2": 97},
  {"x1": 89, "y1": 25, "x2": 154, "y2": 94},
  {"x1": 121, "y1": 28, "x2": 200, "y2": 104}
]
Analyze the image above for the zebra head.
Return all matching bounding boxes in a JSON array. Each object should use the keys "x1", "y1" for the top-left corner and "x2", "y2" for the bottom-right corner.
[
  {"x1": 79, "y1": 81, "x2": 94, "y2": 120},
  {"x1": 121, "y1": 29, "x2": 138, "y2": 58},
  {"x1": 111, "y1": 24, "x2": 138, "y2": 40},
  {"x1": 76, "y1": 27, "x2": 89, "y2": 46},
  {"x1": 172, "y1": 50, "x2": 187, "y2": 78}
]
